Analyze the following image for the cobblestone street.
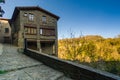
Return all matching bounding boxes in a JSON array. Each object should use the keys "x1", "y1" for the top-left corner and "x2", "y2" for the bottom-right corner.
[{"x1": 0, "y1": 44, "x2": 72, "y2": 80}]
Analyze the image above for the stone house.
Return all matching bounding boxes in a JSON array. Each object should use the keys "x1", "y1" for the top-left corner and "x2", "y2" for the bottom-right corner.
[
  {"x1": 0, "y1": 18, "x2": 11, "y2": 43},
  {"x1": 11, "y1": 6, "x2": 59, "y2": 55}
]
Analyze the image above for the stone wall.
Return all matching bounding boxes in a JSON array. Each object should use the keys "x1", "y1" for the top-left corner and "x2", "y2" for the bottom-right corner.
[
  {"x1": 24, "y1": 48, "x2": 120, "y2": 80},
  {"x1": 0, "y1": 19, "x2": 11, "y2": 43},
  {"x1": 12, "y1": 13, "x2": 20, "y2": 46}
]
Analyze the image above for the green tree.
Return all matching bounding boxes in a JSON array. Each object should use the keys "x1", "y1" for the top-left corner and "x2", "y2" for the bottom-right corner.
[{"x1": 117, "y1": 46, "x2": 120, "y2": 54}]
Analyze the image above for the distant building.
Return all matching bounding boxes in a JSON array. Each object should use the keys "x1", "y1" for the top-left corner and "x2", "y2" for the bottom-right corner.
[
  {"x1": 0, "y1": 18, "x2": 11, "y2": 43},
  {"x1": 11, "y1": 6, "x2": 59, "y2": 55}
]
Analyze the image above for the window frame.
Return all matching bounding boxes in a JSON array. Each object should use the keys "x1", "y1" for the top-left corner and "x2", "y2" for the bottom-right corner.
[
  {"x1": 25, "y1": 26, "x2": 37, "y2": 35},
  {"x1": 39, "y1": 28, "x2": 55, "y2": 36},
  {"x1": 39, "y1": 28, "x2": 43, "y2": 35},
  {"x1": 28, "y1": 13, "x2": 34, "y2": 21},
  {"x1": 24, "y1": 13, "x2": 27, "y2": 17},
  {"x1": 42, "y1": 16, "x2": 47, "y2": 23},
  {"x1": 5, "y1": 28, "x2": 9, "y2": 33}
]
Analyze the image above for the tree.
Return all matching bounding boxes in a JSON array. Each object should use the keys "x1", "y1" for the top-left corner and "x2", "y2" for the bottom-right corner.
[
  {"x1": 117, "y1": 47, "x2": 120, "y2": 54},
  {"x1": 0, "y1": 6, "x2": 5, "y2": 17},
  {"x1": 0, "y1": 0, "x2": 5, "y2": 17},
  {"x1": 0, "y1": 0, "x2": 5, "y2": 3}
]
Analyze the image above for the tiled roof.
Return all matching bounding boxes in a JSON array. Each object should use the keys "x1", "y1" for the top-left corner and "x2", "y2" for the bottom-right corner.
[
  {"x1": 11, "y1": 6, "x2": 60, "y2": 21},
  {"x1": 0, "y1": 18, "x2": 10, "y2": 21}
]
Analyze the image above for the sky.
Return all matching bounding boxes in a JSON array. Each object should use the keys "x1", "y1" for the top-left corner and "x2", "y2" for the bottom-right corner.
[{"x1": 1, "y1": 0, "x2": 120, "y2": 39}]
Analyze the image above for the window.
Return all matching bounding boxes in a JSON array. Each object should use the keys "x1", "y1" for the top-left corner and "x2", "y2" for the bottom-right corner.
[
  {"x1": 33, "y1": 29, "x2": 37, "y2": 34},
  {"x1": 25, "y1": 27, "x2": 37, "y2": 35},
  {"x1": 40, "y1": 28, "x2": 55, "y2": 36},
  {"x1": 24, "y1": 13, "x2": 27, "y2": 17},
  {"x1": 40, "y1": 29, "x2": 43, "y2": 35},
  {"x1": 29, "y1": 14, "x2": 34, "y2": 21},
  {"x1": 27, "y1": 28, "x2": 30, "y2": 33},
  {"x1": 42, "y1": 16, "x2": 46, "y2": 23},
  {"x1": 5, "y1": 28, "x2": 9, "y2": 33},
  {"x1": 31, "y1": 28, "x2": 33, "y2": 34}
]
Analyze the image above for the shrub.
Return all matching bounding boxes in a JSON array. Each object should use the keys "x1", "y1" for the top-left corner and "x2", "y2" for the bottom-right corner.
[
  {"x1": 0, "y1": 70, "x2": 7, "y2": 74},
  {"x1": 117, "y1": 47, "x2": 120, "y2": 54}
]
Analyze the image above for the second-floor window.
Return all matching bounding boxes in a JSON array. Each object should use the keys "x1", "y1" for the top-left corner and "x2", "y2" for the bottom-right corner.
[
  {"x1": 29, "y1": 14, "x2": 34, "y2": 21},
  {"x1": 42, "y1": 16, "x2": 46, "y2": 23},
  {"x1": 5, "y1": 28, "x2": 9, "y2": 33},
  {"x1": 39, "y1": 28, "x2": 55, "y2": 36},
  {"x1": 24, "y1": 13, "x2": 27, "y2": 17},
  {"x1": 40, "y1": 29, "x2": 43, "y2": 35},
  {"x1": 25, "y1": 27, "x2": 37, "y2": 35}
]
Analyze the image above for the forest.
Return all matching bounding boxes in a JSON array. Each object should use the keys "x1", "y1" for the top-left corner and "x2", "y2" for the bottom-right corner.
[{"x1": 58, "y1": 35, "x2": 120, "y2": 76}]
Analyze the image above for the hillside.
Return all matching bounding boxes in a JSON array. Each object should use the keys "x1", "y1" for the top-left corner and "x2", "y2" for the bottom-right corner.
[{"x1": 58, "y1": 35, "x2": 120, "y2": 75}]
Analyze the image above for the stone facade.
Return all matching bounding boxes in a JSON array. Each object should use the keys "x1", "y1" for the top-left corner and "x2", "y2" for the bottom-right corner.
[
  {"x1": 11, "y1": 6, "x2": 59, "y2": 56},
  {"x1": 0, "y1": 18, "x2": 11, "y2": 43}
]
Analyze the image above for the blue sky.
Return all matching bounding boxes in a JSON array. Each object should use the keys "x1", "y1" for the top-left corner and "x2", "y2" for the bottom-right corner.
[{"x1": 1, "y1": 0, "x2": 120, "y2": 39}]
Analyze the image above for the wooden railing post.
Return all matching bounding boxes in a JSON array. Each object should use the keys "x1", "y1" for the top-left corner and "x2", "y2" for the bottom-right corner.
[{"x1": 24, "y1": 38, "x2": 27, "y2": 50}]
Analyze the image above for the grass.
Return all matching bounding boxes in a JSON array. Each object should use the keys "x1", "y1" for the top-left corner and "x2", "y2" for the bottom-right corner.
[{"x1": 0, "y1": 70, "x2": 7, "y2": 74}]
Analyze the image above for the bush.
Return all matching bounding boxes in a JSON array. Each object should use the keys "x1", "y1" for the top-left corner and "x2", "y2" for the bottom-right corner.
[
  {"x1": 0, "y1": 70, "x2": 7, "y2": 74},
  {"x1": 117, "y1": 47, "x2": 120, "y2": 54}
]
